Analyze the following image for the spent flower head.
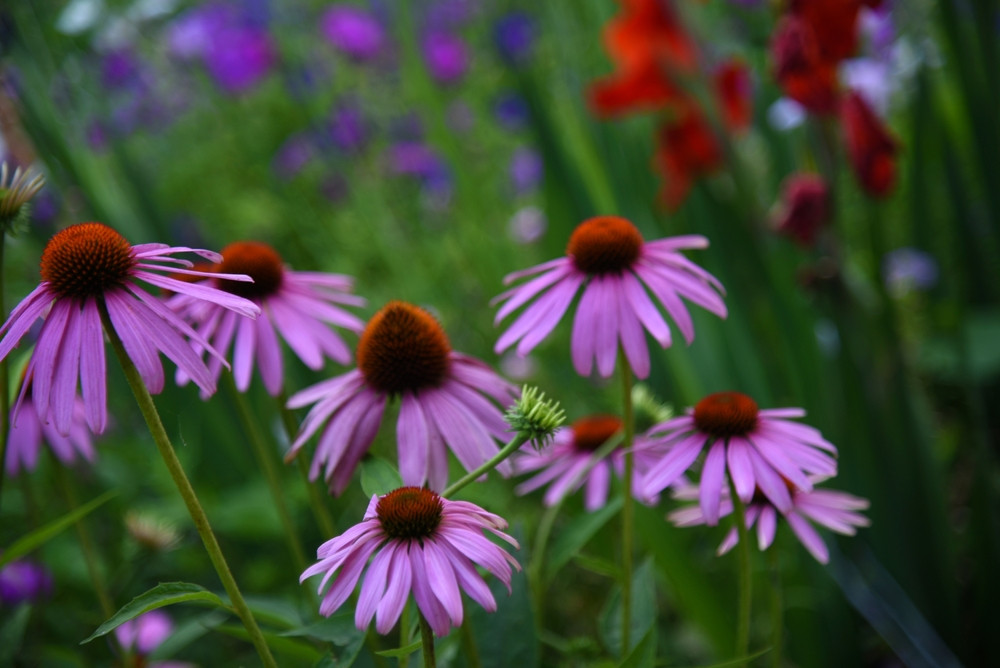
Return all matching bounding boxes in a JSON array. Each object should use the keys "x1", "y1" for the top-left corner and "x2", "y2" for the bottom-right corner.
[
  {"x1": 0, "y1": 163, "x2": 45, "y2": 233},
  {"x1": 505, "y1": 385, "x2": 566, "y2": 450},
  {"x1": 631, "y1": 383, "x2": 673, "y2": 432}
]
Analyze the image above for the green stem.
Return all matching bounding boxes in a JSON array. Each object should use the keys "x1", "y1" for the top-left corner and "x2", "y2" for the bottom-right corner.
[
  {"x1": 97, "y1": 300, "x2": 277, "y2": 668},
  {"x1": 0, "y1": 234, "x2": 9, "y2": 510},
  {"x1": 53, "y1": 462, "x2": 115, "y2": 619},
  {"x1": 224, "y1": 375, "x2": 307, "y2": 572},
  {"x1": 442, "y1": 433, "x2": 529, "y2": 499},
  {"x1": 769, "y1": 548, "x2": 783, "y2": 668},
  {"x1": 730, "y1": 477, "x2": 752, "y2": 665},
  {"x1": 419, "y1": 611, "x2": 437, "y2": 668},
  {"x1": 460, "y1": 618, "x2": 482, "y2": 668},
  {"x1": 619, "y1": 353, "x2": 635, "y2": 656},
  {"x1": 277, "y1": 392, "x2": 336, "y2": 538}
]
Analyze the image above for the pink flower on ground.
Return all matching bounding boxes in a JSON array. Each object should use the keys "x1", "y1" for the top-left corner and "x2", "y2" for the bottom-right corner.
[
  {"x1": 5, "y1": 384, "x2": 94, "y2": 476},
  {"x1": 669, "y1": 477, "x2": 870, "y2": 564},
  {"x1": 0, "y1": 223, "x2": 260, "y2": 435},
  {"x1": 493, "y1": 216, "x2": 726, "y2": 379},
  {"x1": 287, "y1": 301, "x2": 516, "y2": 494},
  {"x1": 169, "y1": 241, "x2": 365, "y2": 396},
  {"x1": 302, "y1": 486, "x2": 520, "y2": 636},
  {"x1": 639, "y1": 392, "x2": 838, "y2": 525},
  {"x1": 513, "y1": 414, "x2": 662, "y2": 511}
]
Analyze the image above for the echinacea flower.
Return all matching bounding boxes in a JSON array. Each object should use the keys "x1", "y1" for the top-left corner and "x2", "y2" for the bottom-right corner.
[
  {"x1": 5, "y1": 382, "x2": 95, "y2": 476},
  {"x1": 0, "y1": 222, "x2": 260, "y2": 435},
  {"x1": 669, "y1": 477, "x2": 870, "y2": 564},
  {"x1": 514, "y1": 414, "x2": 660, "y2": 511},
  {"x1": 494, "y1": 216, "x2": 726, "y2": 379},
  {"x1": 169, "y1": 241, "x2": 365, "y2": 396},
  {"x1": 301, "y1": 486, "x2": 520, "y2": 636},
  {"x1": 287, "y1": 301, "x2": 516, "y2": 494},
  {"x1": 639, "y1": 392, "x2": 838, "y2": 525}
]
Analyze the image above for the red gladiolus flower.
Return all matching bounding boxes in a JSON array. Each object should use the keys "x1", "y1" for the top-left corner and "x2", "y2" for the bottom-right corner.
[
  {"x1": 771, "y1": 16, "x2": 840, "y2": 114},
  {"x1": 654, "y1": 105, "x2": 723, "y2": 210},
  {"x1": 714, "y1": 58, "x2": 753, "y2": 133},
  {"x1": 842, "y1": 91, "x2": 898, "y2": 197},
  {"x1": 773, "y1": 174, "x2": 831, "y2": 247},
  {"x1": 603, "y1": 0, "x2": 697, "y2": 73},
  {"x1": 789, "y1": 0, "x2": 881, "y2": 63},
  {"x1": 589, "y1": 58, "x2": 685, "y2": 118}
]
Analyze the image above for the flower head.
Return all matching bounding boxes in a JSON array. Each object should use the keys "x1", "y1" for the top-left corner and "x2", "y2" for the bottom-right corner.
[
  {"x1": 841, "y1": 90, "x2": 898, "y2": 197},
  {"x1": 170, "y1": 240, "x2": 365, "y2": 396},
  {"x1": 670, "y1": 477, "x2": 870, "y2": 564},
  {"x1": 639, "y1": 392, "x2": 839, "y2": 525},
  {"x1": 773, "y1": 173, "x2": 831, "y2": 247},
  {"x1": 514, "y1": 414, "x2": 662, "y2": 511},
  {"x1": 5, "y1": 379, "x2": 95, "y2": 476},
  {"x1": 301, "y1": 487, "x2": 520, "y2": 636},
  {"x1": 0, "y1": 559, "x2": 53, "y2": 605},
  {"x1": 422, "y1": 32, "x2": 470, "y2": 84},
  {"x1": 0, "y1": 223, "x2": 260, "y2": 435},
  {"x1": 494, "y1": 216, "x2": 726, "y2": 379},
  {"x1": 321, "y1": 5, "x2": 386, "y2": 61},
  {"x1": 504, "y1": 385, "x2": 565, "y2": 449},
  {"x1": 0, "y1": 162, "x2": 45, "y2": 233},
  {"x1": 287, "y1": 301, "x2": 516, "y2": 494}
]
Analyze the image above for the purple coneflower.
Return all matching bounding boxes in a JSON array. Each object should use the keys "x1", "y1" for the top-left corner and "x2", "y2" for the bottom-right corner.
[
  {"x1": 0, "y1": 222, "x2": 259, "y2": 435},
  {"x1": 287, "y1": 301, "x2": 516, "y2": 494},
  {"x1": 494, "y1": 216, "x2": 726, "y2": 379},
  {"x1": 514, "y1": 414, "x2": 660, "y2": 511},
  {"x1": 639, "y1": 392, "x2": 838, "y2": 525},
  {"x1": 5, "y1": 384, "x2": 94, "y2": 476},
  {"x1": 670, "y1": 478, "x2": 870, "y2": 564},
  {"x1": 169, "y1": 241, "x2": 364, "y2": 396},
  {"x1": 301, "y1": 486, "x2": 520, "y2": 636}
]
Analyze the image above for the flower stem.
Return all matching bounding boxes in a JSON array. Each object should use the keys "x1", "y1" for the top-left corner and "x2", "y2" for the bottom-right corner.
[
  {"x1": 442, "y1": 433, "x2": 529, "y2": 498},
  {"x1": 97, "y1": 300, "x2": 277, "y2": 668},
  {"x1": 460, "y1": 618, "x2": 482, "y2": 668},
  {"x1": 0, "y1": 233, "x2": 9, "y2": 511},
  {"x1": 419, "y1": 611, "x2": 437, "y2": 668},
  {"x1": 53, "y1": 462, "x2": 115, "y2": 620},
  {"x1": 729, "y1": 477, "x2": 753, "y2": 665},
  {"x1": 769, "y1": 547, "x2": 783, "y2": 668},
  {"x1": 619, "y1": 352, "x2": 635, "y2": 656},
  {"x1": 277, "y1": 392, "x2": 336, "y2": 538},
  {"x1": 224, "y1": 374, "x2": 307, "y2": 572}
]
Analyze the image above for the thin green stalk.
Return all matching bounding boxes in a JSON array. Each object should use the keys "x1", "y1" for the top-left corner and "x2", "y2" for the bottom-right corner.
[
  {"x1": 53, "y1": 463, "x2": 115, "y2": 619},
  {"x1": 730, "y1": 478, "x2": 752, "y2": 665},
  {"x1": 97, "y1": 300, "x2": 277, "y2": 668},
  {"x1": 224, "y1": 375, "x2": 307, "y2": 571},
  {"x1": 442, "y1": 434, "x2": 530, "y2": 499},
  {"x1": 460, "y1": 618, "x2": 482, "y2": 668},
  {"x1": 619, "y1": 353, "x2": 635, "y2": 656},
  {"x1": 769, "y1": 548, "x2": 783, "y2": 668},
  {"x1": 277, "y1": 392, "x2": 336, "y2": 538},
  {"x1": 419, "y1": 611, "x2": 437, "y2": 668},
  {"x1": 0, "y1": 234, "x2": 9, "y2": 510}
]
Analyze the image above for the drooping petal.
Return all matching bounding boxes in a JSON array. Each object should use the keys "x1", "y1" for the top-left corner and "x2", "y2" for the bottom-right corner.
[{"x1": 699, "y1": 441, "x2": 727, "y2": 526}]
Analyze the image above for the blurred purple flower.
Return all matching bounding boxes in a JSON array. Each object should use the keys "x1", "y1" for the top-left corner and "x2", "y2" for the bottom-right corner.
[
  {"x1": 167, "y1": 4, "x2": 235, "y2": 60},
  {"x1": 426, "y1": 0, "x2": 481, "y2": 29},
  {"x1": 273, "y1": 134, "x2": 315, "y2": 180},
  {"x1": 841, "y1": 5, "x2": 898, "y2": 116},
  {"x1": 30, "y1": 190, "x2": 59, "y2": 225},
  {"x1": 507, "y1": 205, "x2": 547, "y2": 244},
  {"x1": 321, "y1": 5, "x2": 386, "y2": 61},
  {"x1": 115, "y1": 609, "x2": 173, "y2": 655},
  {"x1": 86, "y1": 120, "x2": 108, "y2": 152},
  {"x1": 883, "y1": 248, "x2": 938, "y2": 296},
  {"x1": 0, "y1": 560, "x2": 53, "y2": 606},
  {"x1": 101, "y1": 48, "x2": 142, "y2": 89},
  {"x1": 422, "y1": 32, "x2": 469, "y2": 83},
  {"x1": 494, "y1": 11, "x2": 535, "y2": 65},
  {"x1": 388, "y1": 141, "x2": 442, "y2": 176},
  {"x1": 509, "y1": 147, "x2": 543, "y2": 194},
  {"x1": 494, "y1": 92, "x2": 530, "y2": 130},
  {"x1": 330, "y1": 101, "x2": 369, "y2": 152},
  {"x1": 205, "y1": 27, "x2": 275, "y2": 94}
]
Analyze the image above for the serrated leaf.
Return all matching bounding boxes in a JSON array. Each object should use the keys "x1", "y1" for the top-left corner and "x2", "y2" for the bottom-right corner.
[
  {"x1": 360, "y1": 456, "x2": 402, "y2": 497},
  {"x1": 81, "y1": 582, "x2": 230, "y2": 644},
  {"x1": 546, "y1": 496, "x2": 623, "y2": 580},
  {"x1": 0, "y1": 490, "x2": 117, "y2": 568}
]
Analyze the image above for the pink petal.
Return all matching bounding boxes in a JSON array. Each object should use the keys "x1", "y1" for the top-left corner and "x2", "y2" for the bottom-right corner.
[
  {"x1": 375, "y1": 543, "x2": 413, "y2": 634},
  {"x1": 254, "y1": 312, "x2": 284, "y2": 396},
  {"x1": 79, "y1": 301, "x2": 107, "y2": 433},
  {"x1": 699, "y1": 441, "x2": 727, "y2": 526},
  {"x1": 726, "y1": 438, "x2": 755, "y2": 503},
  {"x1": 397, "y1": 393, "x2": 429, "y2": 487},
  {"x1": 785, "y1": 512, "x2": 829, "y2": 563}
]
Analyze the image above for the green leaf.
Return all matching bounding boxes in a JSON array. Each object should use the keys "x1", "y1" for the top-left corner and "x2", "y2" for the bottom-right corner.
[
  {"x1": 0, "y1": 604, "x2": 31, "y2": 663},
  {"x1": 678, "y1": 646, "x2": 773, "y2": 668},
  {"x1": 0, "y1": 490, "x2": 117, "y2": 568},
  {"x1": 546, "y1": 496, "x2": 623, "y2": 580},
  {"x1": 213, "y1": 624, "x2": 324, "y2": 662},
  {"x1": 599, "y1": 558, "x2": 656, "y2": 658},
  {"x1": 360, "y1": 456, "x2": 403, "y2": 498},
  {"x1": 81, "y1": 582, "x2": 230, "y2": 644},
  {"x1": 617, "y1": 627, "x2": 656, "y2": 668},
  {"x1": 282, "y1": 611, "x2": 367, "y2": 665},
  {"x1": 375, "y1": 639, "x2": 421, "y2": 658}
]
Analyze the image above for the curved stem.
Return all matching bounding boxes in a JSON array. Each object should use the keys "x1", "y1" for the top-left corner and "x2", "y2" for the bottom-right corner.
[
  {"x1": 224, "y1": 375, "x2": 307, "y2": 571},
  {"x1": 769, "y1": 547, "x2": 783, "y2": 668},
  {"x1": 98, "y1": 300, "x2": 277, "y2": 668},
  {"x1": 443, "y1": 433, "x2": 529, "y2": 498},
  {"x1": 277, "y1": 392, "x2": 336, "y2": 538},
  {"x1": 419, "y1": 611, "x2": 437, "y2": 668},
  {"x1": 619, "y1": 354, "x2": 635, "y2": 656},
  {"x1": 729, "y1": 477, "x2": 752, "y2": 665}
]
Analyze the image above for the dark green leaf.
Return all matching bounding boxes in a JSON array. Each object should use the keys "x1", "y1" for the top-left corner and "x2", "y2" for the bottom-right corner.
[
  {"x1": 375, "y1": 639, "x2": 421, "y2": 658},
  {"x1": 0, "y1": 490, "x2": 117, "y2": 568},
  {"x1": 546, "y1": 496, "x2": 623, "y2": 580},
  {"x1": 599, "y1": 558, "x2": 656, "y2": 658},
  {"x1": 360, "y1": 456, "x2": 403, "y2": 498}
]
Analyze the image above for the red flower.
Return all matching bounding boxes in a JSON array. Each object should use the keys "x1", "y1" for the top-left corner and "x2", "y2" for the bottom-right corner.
[
  {"x1": 771, "y1": 16, "x2": 840, "y2": 114},
  {"x1": 789, "y1": 0, "x2": 881, "y2": 63},
  {"x1": 773, "y1": 174, "x2": 831, "y2": 247},
  {"x1": 714, "y1": 58, "x2": 753, "y2": 133},
  {"x1": 841, "y1": 91, "x2": 898, "y2": 197},
  {"x1": 589, "y1": 58, "x2": 685, "y2": 118},
  {"x1": 654, "y1": 105, "x2": 723, "y2": 210},
  {"x1": 604, "y1": 0, "x2": 698, "y2": 73}
]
